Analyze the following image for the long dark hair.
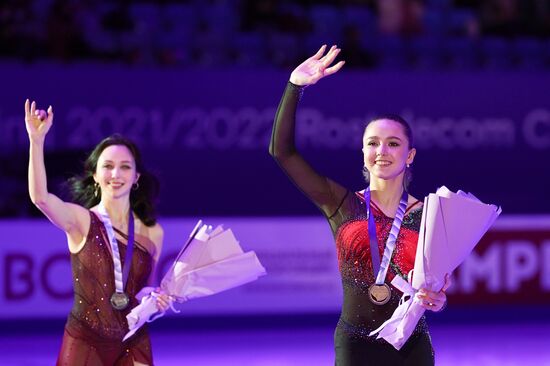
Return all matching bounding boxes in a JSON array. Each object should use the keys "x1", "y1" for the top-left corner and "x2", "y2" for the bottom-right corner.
[{"x1": 68, "y1": 134, "x2": 159, "y2": 226}]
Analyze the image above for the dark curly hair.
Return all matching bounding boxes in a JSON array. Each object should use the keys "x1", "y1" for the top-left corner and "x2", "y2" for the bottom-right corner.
[{"x1": 68, "y1": 134, "x2": 159, "y2": 226}]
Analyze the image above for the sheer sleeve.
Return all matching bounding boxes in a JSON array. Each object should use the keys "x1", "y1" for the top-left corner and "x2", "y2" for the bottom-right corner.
[{"x1": 269, "y1": 81, "x2": 348, "y2": 218}]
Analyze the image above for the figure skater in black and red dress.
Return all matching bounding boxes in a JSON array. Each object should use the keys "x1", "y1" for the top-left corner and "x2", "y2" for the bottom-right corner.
[{"x1": 270, "y1": 45, "x2": 451, "y2": 365}]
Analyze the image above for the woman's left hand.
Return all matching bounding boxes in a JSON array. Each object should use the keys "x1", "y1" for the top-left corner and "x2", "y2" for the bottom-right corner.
[
  {"x1": 289, "y1": 45, "x2": 345, "y2": 86},
  {"x1": 154, "y1": 288, "x2": 172, "y2": 312},
  {"x1": 417, "y1": 273, "x2": 452, "y2": 312}
]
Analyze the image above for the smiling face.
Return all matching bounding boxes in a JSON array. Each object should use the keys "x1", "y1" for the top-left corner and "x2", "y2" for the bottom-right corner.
[
  {"x1": 93, "y1": 144, "x2": 140, "y2": 200},
  {"x1": 362, "y1": 118, "x2": 416, "y2": 183}
]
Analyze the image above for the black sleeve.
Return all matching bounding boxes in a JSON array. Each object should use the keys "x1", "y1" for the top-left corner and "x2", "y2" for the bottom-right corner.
[{"x1": 269, "y1": 81, "x2": 347, "y2": 218}]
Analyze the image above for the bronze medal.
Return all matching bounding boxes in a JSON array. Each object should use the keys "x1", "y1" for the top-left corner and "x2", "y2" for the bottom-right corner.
[
  {"x1": 368, "y1": 284, "x2": 391, "y2": 305},
  {"x1": 110, "y1": 292, "x2": 130, "y2": 310}
]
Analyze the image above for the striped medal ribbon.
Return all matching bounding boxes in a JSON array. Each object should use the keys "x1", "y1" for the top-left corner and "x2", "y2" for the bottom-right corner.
[
  {"x1": 364, "y1": 187, "x2": 408, "y2": 305},
  {"x1": 98, "y1": 202, "x2": 135, "y2": 310}
]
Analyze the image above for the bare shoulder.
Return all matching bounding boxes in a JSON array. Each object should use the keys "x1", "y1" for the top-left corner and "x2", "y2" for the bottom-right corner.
[
  {"x1": 69, "y1": 202, "x2": 91, "y2": 222},
  {"x1": 129, "y1": 219, "x2": 163, "y2": 260},
  {"x1": 147, "y1": 222, "x2": 164, "y2": 261},
  {"x1": 148, "y1": 222, "x2": 164, "y2": 247},
  {"x1": 66, "y1": 203, "x2": 91, "y2": 252}
]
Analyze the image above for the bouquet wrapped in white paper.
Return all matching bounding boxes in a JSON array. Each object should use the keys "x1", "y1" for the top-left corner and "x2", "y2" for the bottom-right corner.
[
  {"x1": 370, "y1": 186, "x2": 501, "y2": 350},
  {"x1": 124, "y1": 221, "x2": 266, "y2": 341}
]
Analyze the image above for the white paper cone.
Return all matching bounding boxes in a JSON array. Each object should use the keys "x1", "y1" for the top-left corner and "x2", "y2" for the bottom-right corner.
[
  {"x1": 371, "y1": 186, "x2": 501, "y2": 349},
  {"x1": 123, "y1": 222, "x2": 266, "y2": 340},
  {"x1": 169, "y1": 251, "x2": 266, "y2": 301},
  {"x1": 123, "y1": 295, "x2": 160, "y2": 341}
]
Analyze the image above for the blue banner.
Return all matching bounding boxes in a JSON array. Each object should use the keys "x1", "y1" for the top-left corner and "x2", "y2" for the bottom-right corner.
[{"x1": 1, "y1": 64, "x2": 549, "y2": 215}]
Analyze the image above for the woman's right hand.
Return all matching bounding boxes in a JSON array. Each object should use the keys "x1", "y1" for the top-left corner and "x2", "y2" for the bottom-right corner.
[
  {"x1": 289, "y1": 45, "x2": 345, "y2": 86},
  {"x1": 24, "y1": 99, "x2": 53, "y2": 142}
]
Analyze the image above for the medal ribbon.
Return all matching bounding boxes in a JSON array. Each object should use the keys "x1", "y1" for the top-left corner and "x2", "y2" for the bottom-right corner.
[
  {"x1": 364, "y1": 187, "x2": 408, "y2": 285},
  {"x1": 98, "y1": 202, "x2": 135, "y2": 295}
]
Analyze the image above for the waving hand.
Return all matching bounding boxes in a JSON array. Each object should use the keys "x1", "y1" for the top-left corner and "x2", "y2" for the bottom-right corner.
[
  {"x1": 289, "y1": 45, "x2": 345, "y2": 86},
  {"x1": 24, "y1": 99, "x2": 53, "y2": 142}
]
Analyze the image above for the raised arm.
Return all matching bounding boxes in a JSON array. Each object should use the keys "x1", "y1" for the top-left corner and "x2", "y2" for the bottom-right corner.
[
  {"x1": 269, "y1": 45, "x2": 347, "y2": 217},
  {"x1": 25, "y1": 99, "x2": 89, "y2": 248}
]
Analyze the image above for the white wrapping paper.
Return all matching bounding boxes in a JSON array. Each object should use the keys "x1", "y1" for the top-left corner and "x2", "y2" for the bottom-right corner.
[
  {"x1": 370, "y1": 186, "x2": 501, "y2": 349},
  {"x1": 123, "y1": 221, "x2": 266, "y2": 341}
]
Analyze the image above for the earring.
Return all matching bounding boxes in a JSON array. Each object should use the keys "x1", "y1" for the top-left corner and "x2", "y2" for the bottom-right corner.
[
  {"x1": 94, "y1": 182, "x2": 100, "y2": 198},
  {"x1": 132, "y1": 182, "x2": 139, "y2": 191},
  {"x1": 362, "y1": 166, "x2": 370, "y2": 183},
  {"x1": 407, "y1": 164, "x2": 410, "y2": 168}
]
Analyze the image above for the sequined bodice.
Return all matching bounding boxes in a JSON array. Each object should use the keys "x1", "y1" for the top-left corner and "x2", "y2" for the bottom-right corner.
[
  {"x1": 335, "y1": 192, "x2": 421, "y2": 286},
  {"x1": 332, "y1": 191, "x2": 424, "y2": 335},
  {"x1": 67, "y1": 211, "x2": 152, "y2": 341}
]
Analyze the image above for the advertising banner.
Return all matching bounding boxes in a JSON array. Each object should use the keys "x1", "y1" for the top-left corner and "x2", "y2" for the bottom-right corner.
[{"x1": 1, "y1": 216, "x2": 549, "y2": 319}]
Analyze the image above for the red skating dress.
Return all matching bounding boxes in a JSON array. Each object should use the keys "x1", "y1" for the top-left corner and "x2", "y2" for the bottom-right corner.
[{"x1": 57, "y1": 211, "x2": 154, "y2": 366}]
